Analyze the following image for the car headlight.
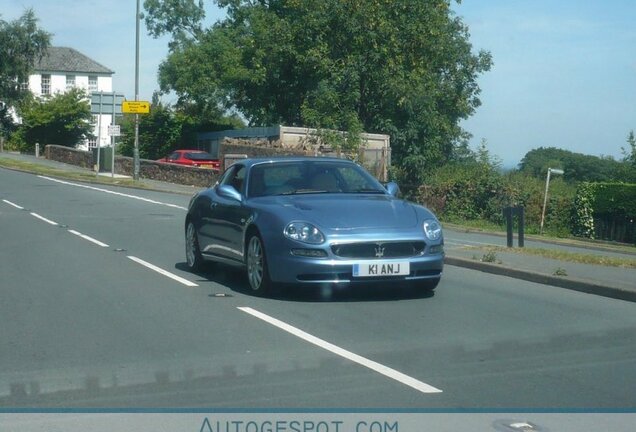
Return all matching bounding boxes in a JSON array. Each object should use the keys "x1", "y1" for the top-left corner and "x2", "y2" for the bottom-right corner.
[
  {"x1": 423, "y1": 219, "x2": 442, "y2": 241},
  {"x1": 284, "y1": 222, "x2": 325, "y2": 244}
]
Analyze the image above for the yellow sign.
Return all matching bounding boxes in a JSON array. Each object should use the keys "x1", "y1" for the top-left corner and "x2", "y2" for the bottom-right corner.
[{"x1": 122, "y1": 101, "x2": 150, "y2": 114}]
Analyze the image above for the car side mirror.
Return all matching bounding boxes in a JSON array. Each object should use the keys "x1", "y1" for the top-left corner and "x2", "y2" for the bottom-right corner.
[
  {"x1": 385, "y1": 181, "x2": 400, "y2": 197},
  {"x1": 217, "y1": 185, "x2": 243, "y2": 202}
]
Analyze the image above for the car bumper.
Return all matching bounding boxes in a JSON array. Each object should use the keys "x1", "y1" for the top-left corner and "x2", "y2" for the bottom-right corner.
[{"x1": 267, "y1": 253, "x2": 444, "y2": 285}]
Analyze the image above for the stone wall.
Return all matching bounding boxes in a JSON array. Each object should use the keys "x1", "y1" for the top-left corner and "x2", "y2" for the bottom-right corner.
[
  {"x1": 45, "y1": 145, "x2": 93, "y2": 169},
  {"x1": 45, "y1": 139, "x2": 385, "y2": 187},
  {"x1": 45, "y1": 145, "x2": 219, "y2": 188},
  {"x1": 219, "y1": 140, "x2": 316, "y2": 160},
  {"x1": 218, "y1": 139, "x2": 388, "y2": 180},
  {"x1": 114, "y1": 156, "x2": 218, "y2": 187}
]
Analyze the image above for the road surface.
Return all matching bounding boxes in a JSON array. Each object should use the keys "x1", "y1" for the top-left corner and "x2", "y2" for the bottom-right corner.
[{"x1": 2, "y1": 168, "x2": 635, "y2": 408}]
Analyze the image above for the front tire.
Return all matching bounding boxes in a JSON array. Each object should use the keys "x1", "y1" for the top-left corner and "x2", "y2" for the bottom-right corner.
[
  {"x1": 246, "y1": 234, "x2": 272, "y2": 295},
  {"x1": 185, "y1": 220, "x2": 204, "y2": 271}
]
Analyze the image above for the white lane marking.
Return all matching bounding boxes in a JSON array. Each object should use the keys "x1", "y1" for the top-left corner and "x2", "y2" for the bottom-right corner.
[
  {"x1": 68, "y1": 229, "x2": 110, "y2": 248},
  {"x1": 38, "y1": 176, "x2": 188, "y2": 210},
  {"x1": 30, "y1": 212, "x2": 58, "y2": 226},
  {"x1": 238, "y1": 306, "x2": 443, "y2": 394},
  {"x1": 2, "y1": 199, "x2": 24, "y2": 210},
  {"x1": 127, "y1": 256, "x2": 198, "y2": 287}
]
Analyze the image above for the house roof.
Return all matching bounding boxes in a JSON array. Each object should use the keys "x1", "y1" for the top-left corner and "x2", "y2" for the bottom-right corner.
[{"x1": 34, "y1": 47, "x2": 114, "y2": 75}]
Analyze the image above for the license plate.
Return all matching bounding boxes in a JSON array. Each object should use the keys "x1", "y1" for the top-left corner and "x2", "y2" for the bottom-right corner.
[{"x1": 352, "y1": 261, "x2": 410, "y2": 277}]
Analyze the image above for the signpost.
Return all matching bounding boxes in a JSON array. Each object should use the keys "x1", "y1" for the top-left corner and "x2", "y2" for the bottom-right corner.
[
  {"x1": 122, "y1": 101, "x2": 150, "y2": 114},
  {"x1": 107, "y1": 125, "x2": 121, "y2": 136},
  {"x1": 91, "y1": 92, "x2": 124, "y2": 176},
  {"x1": 90, "y1": 92, "x2": 124, "y2": 116}
]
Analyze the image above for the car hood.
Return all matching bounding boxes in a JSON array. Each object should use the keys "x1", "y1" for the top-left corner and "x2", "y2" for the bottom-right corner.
[{"x1": 262, "y1": 194, "x2": 420, "y2": 230}]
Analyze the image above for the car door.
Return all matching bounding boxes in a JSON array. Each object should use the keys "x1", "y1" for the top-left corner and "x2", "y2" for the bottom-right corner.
[{"x1": 198, "y1": 164, "x2": 250, "y2": 263}]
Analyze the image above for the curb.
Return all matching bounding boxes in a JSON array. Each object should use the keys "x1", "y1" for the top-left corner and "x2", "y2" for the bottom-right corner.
[{"x1": 445, "y1": 255, "x2": 636, "y2": 303}]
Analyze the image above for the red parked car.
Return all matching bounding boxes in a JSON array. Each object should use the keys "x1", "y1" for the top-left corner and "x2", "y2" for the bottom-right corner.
[{"x1": 156, "y1": 150, "x2": 220, "y2": 170}]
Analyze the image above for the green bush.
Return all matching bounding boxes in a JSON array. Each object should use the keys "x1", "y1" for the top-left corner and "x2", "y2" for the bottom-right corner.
[
  {"x1": 417, "y1": 163, "x2": 575, "y2": 235},
  {"x1": 572, "y1": 182, "x2": 636, "y2": 241}
]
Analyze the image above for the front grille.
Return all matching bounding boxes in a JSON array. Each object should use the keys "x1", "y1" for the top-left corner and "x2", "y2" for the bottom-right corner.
[{"x1": 331, "y1": 241, "x2": 426, "y2": 259}]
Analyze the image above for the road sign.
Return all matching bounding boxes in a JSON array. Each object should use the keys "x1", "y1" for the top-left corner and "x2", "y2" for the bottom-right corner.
[
  {"x1": 90, "y1": 92, "x2": 125, "y2": 115},
  {"x1": 108, "y1": 125, "x2": 121, "y2": 136},
  {"x1": 122, "y1": 101, "x2": 150, "y2": 114}
]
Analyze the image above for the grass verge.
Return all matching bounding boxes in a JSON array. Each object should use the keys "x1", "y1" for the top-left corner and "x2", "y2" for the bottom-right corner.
[
  {"x1": 0, "y1": 156, "x2": 162, "y2": 192},
  {"x1": 465, "y1": 245, "x2": 636, "y2": 269}
]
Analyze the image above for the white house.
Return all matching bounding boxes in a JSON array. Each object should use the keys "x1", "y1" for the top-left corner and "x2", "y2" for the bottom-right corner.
[{"x1": 26, "y1": 46, "x2": 115, "y2": 150}]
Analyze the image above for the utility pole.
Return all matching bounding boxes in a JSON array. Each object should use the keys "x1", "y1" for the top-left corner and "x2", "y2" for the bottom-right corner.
[{"x1": 133, "y1": 0, "x2": 141, "y2": 180}]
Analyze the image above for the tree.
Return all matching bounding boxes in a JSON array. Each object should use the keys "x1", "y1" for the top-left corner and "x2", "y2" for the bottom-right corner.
[
  {"x1": 0, "y1": 9, "x2": 50, "y2": 137},
  {"x1": 144, "y1": 0, "x2": 492, "y2": 182},
  {"x1": 118, "y1": 95, "x2": 244, "y2": 160},
  {"x1": 119, "y1": 99, "x2": 183, "y2": 160},
  {"x1": 518, "y1": 147, "x2": 630, "y2": 183},
  {"x1": 622, "y1": 130, "x2": 636, "y2": 166},
  {"x1": 11, "y1": 88, "x2": 94, "y2": 151},
  {"x1": 617, "y1": 130, "x2": 636, "y2": 183}
]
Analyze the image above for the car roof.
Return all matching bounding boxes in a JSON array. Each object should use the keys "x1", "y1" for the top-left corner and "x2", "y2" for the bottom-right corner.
[{"x1": 240, "y1": 156, "x2": 356, "y2": 169}]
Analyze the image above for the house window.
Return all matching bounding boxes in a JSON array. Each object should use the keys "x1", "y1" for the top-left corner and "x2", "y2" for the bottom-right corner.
[
  {"x1": 20, "y1": 80, "x2": 29, "y2": 91},
  {"x1": 41, "y1": 74, "x2": 51, "y2": 95},
  {"x1": 66, "y1": 75, "x2": 76, "y2": 90},
  {"x1": 88, "y1": 75, "x2": 98, "y2": 92},
  {"x1": 87, "y1": 138, "x2": 98, "y2": 149}
]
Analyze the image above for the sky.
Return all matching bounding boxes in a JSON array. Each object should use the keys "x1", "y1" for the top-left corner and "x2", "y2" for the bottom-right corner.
[{"x1": 1, "y1": 0, "x2": 635, "y2": 168}]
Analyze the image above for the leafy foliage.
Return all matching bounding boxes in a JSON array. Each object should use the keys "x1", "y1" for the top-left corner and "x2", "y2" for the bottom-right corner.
[
  {"x1": 571, "y1": 182, "x2": 596, "y2": 239},
  {"x1": 416, "y1": 141, "x2": 577, "y2": 236},
  {"x1": 145, "y1": 0, "x2": 491, "y2": 183},
  {"x1": 622, "y1": 130, "x2": 636, "y2": 168},
  {"x1": 118, "y1": 102, "x2": 182, "y2": 160},
  {"x1": 591, "y1": 183, "x2": 636, "y2": 216},
  {"x1": 518, "y1": 146, "x2": 633, "y2": 183},
  {"x1": 118, "y1": 97, "x2": 244, "y2": 160},
  {"x1": 0, "y1": 9, "x2": 50, "y2": 136},
  {"x1": 571, "y1": 182, "x2": 636, "y2": 241},
  {"x1": 10, "y1": 88, "x2": 94, "y2": 151}
]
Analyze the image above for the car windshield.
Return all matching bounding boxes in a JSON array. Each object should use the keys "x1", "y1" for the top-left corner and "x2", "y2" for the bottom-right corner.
[
  {"x1": 185, "y1": 152, "x2": 216, "y2": 160},
  {"x1": 247, "y1": 160, "x2": 386, "y2": 197}
]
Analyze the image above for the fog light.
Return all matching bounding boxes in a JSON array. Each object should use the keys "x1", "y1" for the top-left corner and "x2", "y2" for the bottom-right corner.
[
  {"x1": 291, "y1": 249, "x2": 328, "y2": 258},
  {"x1": 429, "y1": 245, "x2": 444, "y2": 254}
]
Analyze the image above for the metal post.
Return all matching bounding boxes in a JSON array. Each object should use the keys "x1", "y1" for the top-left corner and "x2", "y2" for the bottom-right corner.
[
  {"x1": 95, "y1": 92, "x2": 103, "y2": 175},
  {"x1": 504, "y1": 207, "x2": 514, "y2": 247},
  {"x1": 517, "y1": 207, "x2": 525, "y2": 248},
  {"x1": 540, "y1": 168, "x2": 564, "y2": 235},
  {"x1": 539, "y1": 169, "x2": 551, "y2": 235},
  {"x1": 111, "y1": 96, "x2": 116, "y2": 178},
  {"x1": 133, "y1": 0, "x2": 141, "y2": 180}
]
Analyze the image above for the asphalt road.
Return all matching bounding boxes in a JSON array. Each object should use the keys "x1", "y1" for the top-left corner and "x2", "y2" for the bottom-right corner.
[{"x1": 2, "y1": 167, "x2": 636, "y2": 408}]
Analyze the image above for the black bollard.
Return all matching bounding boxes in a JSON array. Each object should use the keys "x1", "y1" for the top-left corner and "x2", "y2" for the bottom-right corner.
[{"x1": 504, "y1": 207, "x2": 514, "y2": 247}]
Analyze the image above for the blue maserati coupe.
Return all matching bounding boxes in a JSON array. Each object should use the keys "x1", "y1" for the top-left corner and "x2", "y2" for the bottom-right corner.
[{"x1": 185, "y1": 157, "x2": 444, "y2": 295}]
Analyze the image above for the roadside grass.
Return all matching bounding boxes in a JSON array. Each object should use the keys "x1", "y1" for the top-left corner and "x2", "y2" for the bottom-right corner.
[
  {"x1": 466, "y1": 245, "x2": 636, "y2": 269},
  {"x1": 442, "y1": 218, "x2": 506, "y2": 233},
  {"x1": 0, "y1": 156, "x2": 142, "y2": 189}
]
